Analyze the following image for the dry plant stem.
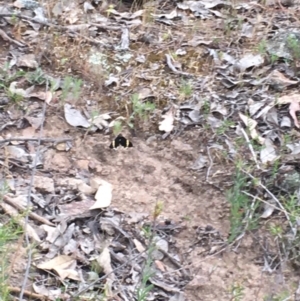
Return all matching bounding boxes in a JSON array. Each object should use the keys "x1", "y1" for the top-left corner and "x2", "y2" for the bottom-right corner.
[
  {"x1": 159, "y1": 249, "x2": 190, "y2": 279},
  {"x1": 0, "y1": 28, "x2": 25, "y2": 47},
  {"x1": 0, "y1": 202, "x2": 40, "y2": 242},
  {"x1": 240, "y1": 126, "x2": 260, "y2": 170},
  {"x1": 0, "y1": 137, "x2": 72, "y2": 144},
  {"x1": 242, "y1": 191, "x2": 285, "y2": 214},
  {"x1": 3, "y1": 195, "x2": 55, "y2": 226},
  {"x1": 206, "y1": 146, "x2": 213, "y2": 182},
  {"x1": 19, "y1": 101, "x2": 47, "y2": 300},
  {"x1": 8, "y1": 287, "x2": 45, "y2": 299},
  {"x1": 241, "y1": 169, "x2": 295, "y2": 235}
]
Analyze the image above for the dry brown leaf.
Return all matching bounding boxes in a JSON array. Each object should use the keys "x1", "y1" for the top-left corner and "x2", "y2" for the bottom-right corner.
[
  {"x1": 29, "y1": 91, "x2": 53, "y2": 104},
  {"x1": 155, "y1": 260, "x2": 166, "y2": 272},
  {"x1": 37, "y1": 255, "x2": 80, "y2": 281}
]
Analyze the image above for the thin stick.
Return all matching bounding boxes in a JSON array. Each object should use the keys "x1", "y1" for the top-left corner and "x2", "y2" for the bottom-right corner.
[
  {"x1": 0, "y1": 28, "x2": 25, "y2": 47},
  {"x1": 19, "y1": 96, "x2": 48, "y2": 300},
  {"x1": 242, "y1": 169, "x2": 295, "y2": 236},
  {"x1": 3, "y1": 195, "x2": 55, "y2": 227},
  {"x1": 0, "y1": 137, "x2": 72, "y2": 144},
  {"x1": 8, "y1": 287, "x2": 45, "y2": 299},
  {"x1": 206, "y1": 146, "x2": 213, "y2": 182},
  {"x1": 240, "y1": 126, "x2": 260, "y2": 170}
]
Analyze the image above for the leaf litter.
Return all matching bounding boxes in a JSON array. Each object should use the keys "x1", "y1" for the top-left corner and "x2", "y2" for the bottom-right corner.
[{"x1": 2, "y1": 0, "x2": 300, "y2": 299}]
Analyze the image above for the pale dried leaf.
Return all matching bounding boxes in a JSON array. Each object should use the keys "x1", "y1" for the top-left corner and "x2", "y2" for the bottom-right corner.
[
  {"x1": 17, "y1": 54, "x2": 39, "y2": 69},
  {"x1": 64, "y1": 103, "x2": 91, "y2": 128},
  {"x1": 29, "y1": 91, "x2": 53, "y2": 103},
  {"x1": 261, "y1": 203, "x2": 275, "y2": 218},
  {"x1": 133, "y1": 238, "x2": 145, "y2": 253},
  {"x1": 90, "y1": 180, "x2": 113, "y2": 209},
  {"x1": 159, "y1": 108, "x2": 175, "y2": 133},
  {"x1": 260, "y1": 139, "x2": 278, "y2": 164},
  {"x1": 289, "y1": 100, "x2": 300, "y2": 128},
  {"x1": 33, "y1": 283, "x2": 61, "y2": 298},
  {"x1": 239, "y1": 112, "x2": 265, "y2": 144},
  {"x1": 37, "y1": 255, "x2": 80, "y2": 280}
]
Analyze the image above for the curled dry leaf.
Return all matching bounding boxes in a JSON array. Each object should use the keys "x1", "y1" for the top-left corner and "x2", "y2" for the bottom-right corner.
[{"x1": 89, "y1": 180, "x2": 113, "y2": 209}]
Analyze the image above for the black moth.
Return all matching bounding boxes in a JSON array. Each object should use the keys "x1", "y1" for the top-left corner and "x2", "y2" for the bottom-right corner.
[{"x1": 110, "y1": 134, "x2": 133, "y2": 149}]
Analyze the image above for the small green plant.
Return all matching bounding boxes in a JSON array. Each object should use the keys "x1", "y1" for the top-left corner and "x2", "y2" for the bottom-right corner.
[
  {"x1": 287, "y1": 34, "x2": 300, "y2": 61},
  {"x1": 226, "y1": 167, "x2": 259, "y2": 243},
  {"x1": 6, "y1": 89, "x2": 24, "y2": 103},
  {"x1": 257, "y1": 39, "x2": 267, "y2": 55},
  {"x1": 229, "y1": 282, "x2": 244, "y2": 301},
  {"x1": 113, "y1": 120, "x2": 122, "y2": 136},
  {"x1": 0, "y1": 218, "x2": 23, "y2": 300},
  {"x1": 130, "y1": 93, "x2": 155, "y2": 127},
  {"x1": 25, "y1": 68, "x2": 46, "y2": 85},
  {"x1": 270, "y1": 54, "x2": 279, "y2": 64},
  {"x1": 136, "y1": 244, "x2": 155, "y2": 301},
  {"x1": 269, "y1": 224, "x2": 283, "y2": 238},
  {"x1": 216, "y1": 119, "x2": 235, "y2": 135},
  {"x1": 202, "y1": 99, "x2": 210, "y2": 116},
  {"x1": 106, "y1": 4, "x2": 115, "y2": 17},
  {"x1": 282, "y1": 194, "x2": 300, "y2": 224},
  {"x1": 0, "y1": 65, "x2": 25, "y2": 88},
  {"x1": 61, "y1": 76, "x2": 82, "y2": 103},
  {"x1": 179, "y1": 80, "x2": 193, "y2": 98},
  {"x1": 136, "y1": 202, "x2": 163, "y2": 301}
]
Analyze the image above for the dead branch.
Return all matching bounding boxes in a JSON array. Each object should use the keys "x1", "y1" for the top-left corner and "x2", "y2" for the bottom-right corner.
[
  {"x1": 3, "y1": 195, "x2": 55, "y2": 227},
  {"x1": 0, "y1": 137, "x2": 72, "y2": 144},
  {"x1": 0, "y1": 28, "x2": 25, "y2": 47},
  {"x1": 8, "y1": 286, "x2": 46, "y2": 300}
]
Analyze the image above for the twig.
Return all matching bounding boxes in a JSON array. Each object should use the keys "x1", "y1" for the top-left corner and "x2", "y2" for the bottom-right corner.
[
  {"x1": 8, "y1": 286, "x2": 45, "y2": 299},
  {"x1": 0, "y1": 202, "x2": 41, "y2": 242},
  {"x1": 159, "y1": 249, "x2": 190, "y2": 279},
  {"x1": 3, "y1": 195, "x2": 54, "y2": 226},
  {"x1": 206, "y1": 146, "x2": 213, "y2": 182},
  {"x1": 0, "y1": 13, "x2": 60, "y2": 28},
  {"x1": 242, "y1": 169, "x2": 295, "y2": 236},
  {"x1": 19, "y1": 98, "x2": 48, "y2": 300},
  {"x1": 165, "y1": 54, "x2": 192, "y2": 77},
  {"x1": 242, "y1": 191, "x2": 286, "y2": 215},
  {"x1": 240, "y1": 126, "x2": 261, "y2": 170},
  {"x1": 0, "y1": 137, "x2": 72, "y2": 144},
  {"x1": 0, "y1": 28, "x2": 25, "y2": 47}
]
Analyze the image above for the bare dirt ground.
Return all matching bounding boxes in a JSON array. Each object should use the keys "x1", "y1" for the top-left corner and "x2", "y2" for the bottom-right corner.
[{"x1": 1, "y1": 0, "x2": 300, "y2": 300}]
